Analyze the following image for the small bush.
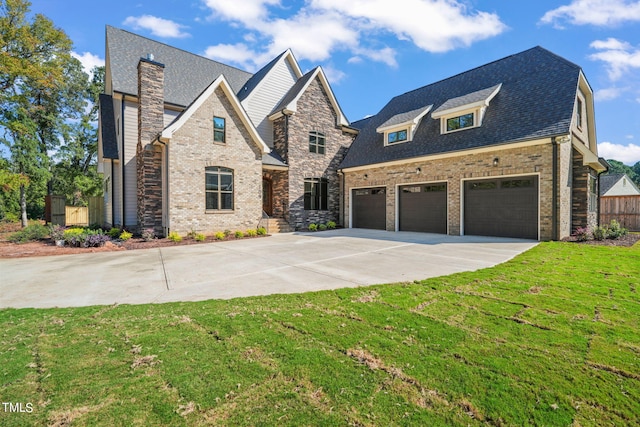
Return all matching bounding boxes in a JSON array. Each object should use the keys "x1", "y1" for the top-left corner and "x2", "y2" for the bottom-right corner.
[
  {"x1": 308, "y1": 223, "x2": 318, "y2": 232},
  {"x1": 224, "y1": 229, "x2": 232, "y2": 237},
  {"x1": 194, "y1": 233, "x2": 206, "y2": 242},
  {"x1": 592, "y1": 226, "x2": 607, "y2": 241},
  {"x1": 257, "y1": 227, "x2": 267, "y2": 236},
  {"x1": 63, "y1": 228, "x2": 85, "y2": 246},
  {"x1": 326, "y1": 221, "x2": 336, "y2": 230},
  {"x1": 64, "y1": 228, "x2": 111, "y2": 247},
  {"x1": 318, "y1": 224, "x2": 327, "y2": 231},
  {"x1": 168, "y1": 231, "x2": 182, "y2": 242},
  {"x1": 119, "y1": 230, "x2": 133, "y2": 241},
  {"x1": 49, "y1": 224, "x2": 65, "y2": 241},
  {"x1": 234, "y1": 230, "x2": 244, "y2": 238},
  {"x1": 246, "y1": 229, "x2": 257, "y2": 237},
  {"x1": 8, "y1": 223, "x2": 49, "y2": 243},
  {"x1": 573, "y1": 227, "x2": 590, "y2": 242},
  {"x1": 83, "y1": 232, "x2": 111, "y2": 248},
  {"x1": 142, "y1": 228, "x2": 156, "y2": 242},
  {"x1": 214, "y1": 231, "x2": 225, "y2": 240},
  {"x1": 606, "y1": 219, "x2": 627, "y2": 239},
  {"x1": 108, "y1": 227, "x2": 122, "y2": 238}
]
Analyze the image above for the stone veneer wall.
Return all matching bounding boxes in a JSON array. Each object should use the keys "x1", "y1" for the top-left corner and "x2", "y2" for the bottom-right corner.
[
  {"x1": 168, "y1": 87, "x2": 263, "y2": 235},
  {"x1": 273, "y1": 77, "x2": 353, "y2": 229},
  {"x1": 344, "y1": 143, "x2": 560, "y2": 240},
  {"x1": 571, "y1": 148, "x2": 598, "y2": 232},
  {"x1": 137, "y1": 58, "x2": 165, "y2": 235}
]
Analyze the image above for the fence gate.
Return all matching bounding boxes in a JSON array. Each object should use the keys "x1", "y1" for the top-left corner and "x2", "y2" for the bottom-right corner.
[
  {"x1": 45, "y1": 195, "x2": 65, "y2": 226},
  {"x1": 88, "y1": 196, "x2": 104, "y2": 227},
  {"x1": 601, "y1": 196, "x2": 640, "y2": 231}
]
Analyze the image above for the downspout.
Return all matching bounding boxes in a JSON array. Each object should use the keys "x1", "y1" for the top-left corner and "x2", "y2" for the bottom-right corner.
[
  {"x1": 111, "y1": 160, "x2": 115, "y2": 226},
  {"x1": 596, "y1": 158, "x2": 610, "y2": 227},
  {"x1": 121, "y1": 101, "x2": 126, "y2": 228},
  {"x1": 552, "y1": 137, "x2": 558, "y2": 241}
]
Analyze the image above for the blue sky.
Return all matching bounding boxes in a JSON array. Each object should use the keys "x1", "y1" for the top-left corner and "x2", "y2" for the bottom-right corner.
[{"x1": 30, "y1": 0, "x2": 640, "y2": 165}]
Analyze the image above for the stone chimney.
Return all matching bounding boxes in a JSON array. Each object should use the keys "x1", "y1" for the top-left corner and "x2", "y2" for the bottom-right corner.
[{"x1": 137, "y1": 56, "x2": 165, "y2": 235}]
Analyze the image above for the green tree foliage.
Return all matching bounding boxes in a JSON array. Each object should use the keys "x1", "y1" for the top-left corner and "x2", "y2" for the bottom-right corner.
[
  {"x1": 0, "y1": 0, "x2": 88, "y2": 225},
  {"x1": 605, "y1": 159, "x2": 640, "y2": 186}
]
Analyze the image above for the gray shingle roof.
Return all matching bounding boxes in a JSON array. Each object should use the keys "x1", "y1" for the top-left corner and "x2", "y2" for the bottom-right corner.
[
  {"x1": 99, "y1": 94, "x2": 118, "y2": 159},
  {"x1": 262, "y1": 150, "x2": 288, "y2": 167},
  {"x1": 431, "y1": 84, "x2": 501, "y2": 116},
  {"x1": 340, "y1": 47, "x2": 582, "y2": 169},
  {"x1": 599, "y1": 174, "x2": 624, "y2": 195},
  {"x1": 106, "y1": 26, "x2": 252, "y2": 107},
  {"x1": 377, "y1": 105, "x2": 432, "y2": 130}
]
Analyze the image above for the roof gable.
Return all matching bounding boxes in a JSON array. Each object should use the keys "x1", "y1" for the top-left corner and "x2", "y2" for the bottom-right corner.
[
  {"x1": 237, "y1": 49, "x2": 302, "y2": 102},
  {"x1": 600, "y1": 174, "x2": 640, "y2": 196},
  {"x1": 161, "y1": 75, "x2": 269, "y2": 154}
]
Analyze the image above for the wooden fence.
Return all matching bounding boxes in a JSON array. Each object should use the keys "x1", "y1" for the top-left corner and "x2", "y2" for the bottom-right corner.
[
  {"x1": 45, "y1": 195, "x2": 104, "y2": 227},
  {"x1": 45, "y1": 195, "x2": 66, "y2": 226},
  {"x1": 601, "y1": 196, "x2": 640, "y2": 231}
]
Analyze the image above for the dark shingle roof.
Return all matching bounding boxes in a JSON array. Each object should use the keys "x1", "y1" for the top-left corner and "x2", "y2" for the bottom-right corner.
[
  {"x1": 378, "y1": 106, "x2": 432, "y2": 130},
  {"x1": 340, "y1": 47, "x2": 582, "y2": 169},
  {"x1": 350, "y1": 116, "x2": 374, "y2": 130},
  {"x1": 431, "y1": 84, "x2": 501, "y2": 115},
  {"x1": 106, "y1": 26, "x2": 252, "y2": 107},
  {"x1": 599, "y1": 174, "x2": 624, "y2": 195},
  {"x1": 99, "y1": 94, "x2": 118, "y2": 159}
]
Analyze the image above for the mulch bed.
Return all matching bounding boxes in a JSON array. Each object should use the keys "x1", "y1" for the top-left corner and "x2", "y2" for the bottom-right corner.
[{"x1": 562, "y1": 233, "x2": 640, "y2": 247}]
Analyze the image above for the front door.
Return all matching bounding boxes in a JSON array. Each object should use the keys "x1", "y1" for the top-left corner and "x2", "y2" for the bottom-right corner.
[{"x1": 262, "y1": 178, "x2": 273, "y2": 216}]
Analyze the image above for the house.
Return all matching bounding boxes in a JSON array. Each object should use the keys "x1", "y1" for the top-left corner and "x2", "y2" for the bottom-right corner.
[
  {"x1": 599, "y1": 174, "x2": 640, "y2": 197},
  {"x1": 98, "y1": 26, "x2": 355, "y2": 236},
  {"x1": 339, "y1": 46, "x2": 607, "y2": 241}
]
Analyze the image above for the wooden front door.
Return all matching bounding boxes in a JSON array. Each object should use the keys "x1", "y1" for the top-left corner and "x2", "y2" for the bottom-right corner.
[{"x1": 262, "y1": 178, "x2": 273, "y2": 216}]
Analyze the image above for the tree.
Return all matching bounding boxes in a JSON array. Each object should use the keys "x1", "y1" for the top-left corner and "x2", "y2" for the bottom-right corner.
[
  {"x1": 0, "y1": 0, "x2": 86, "y2": 226},
  {"x1": 605, "y1": 159, "x2": 639, "y2": 185}
]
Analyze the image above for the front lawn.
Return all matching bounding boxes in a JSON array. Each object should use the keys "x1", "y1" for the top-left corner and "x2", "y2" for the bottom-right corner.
[{"x1": 1, "y1": 242, "x2": 639, "y2": 426}]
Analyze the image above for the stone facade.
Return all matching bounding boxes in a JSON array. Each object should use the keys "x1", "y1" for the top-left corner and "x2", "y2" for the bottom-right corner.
[
  {"x1": 168, "y1": 87, "x2": 263, "y2": 235},
  {"x1": 571, "y1": 149, "x2": 598, "y2": 232},
  {"x1": 272, "y1": 77, "x2": 354, "y2": 229},
  {"x1": 137, "y1": 58, "x2": 165, "y2": 235}
]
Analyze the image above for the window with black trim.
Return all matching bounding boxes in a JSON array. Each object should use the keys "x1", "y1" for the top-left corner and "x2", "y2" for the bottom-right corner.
[
  {"x1": 309, "y1": 131, "x2": 326, "y2": 154},
  {"x1": 387, "y1": 129, "x2": 408, "y2": 145},
  {"x1": 304, "y1": 178, "x2": 328, "y2": 210},
  {"x1": 446, "y1": 113, "x2": 474, "y2": 132},
  {"x1": 205, "y1": 166, "x2": 233, "y2": 210},
  {"x1": 213, "y1": 117, "x2": 225, "y2": 143},
  {"x1": 576, "y1": 98, "x2": 583, "y2": 129}
]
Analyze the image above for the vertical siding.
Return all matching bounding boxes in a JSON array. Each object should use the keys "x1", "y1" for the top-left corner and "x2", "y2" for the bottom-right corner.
[
  {"x1": 123, "y1": 100, "x2": 138, "y2": 227},
  {"x1": 244, "y1": 59, "x2": 298, "y2": 146}
]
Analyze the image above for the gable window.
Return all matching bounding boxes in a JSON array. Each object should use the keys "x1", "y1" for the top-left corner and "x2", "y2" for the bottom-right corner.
[
  {"x1": 205, "y1": 166, "x2": 233, "y2": 210},
  {"x1": 309, "y1": 131, "x2": 326, "y2": 154},
  {"x1": 446, "y1": 113, "x2": 474, "y2": 132},
  {"x1": 304, "y1": 178, "x2": 328, "y2": 210},
  {"x1": 576, "y1": 98, "x2": 583, "y2": 129},
  {"x1": 213, "y1": 117, "x2": 225, "y2": 143},
  {"x1": 387, "y1": 129, "x2": 408, "y2": 145}
]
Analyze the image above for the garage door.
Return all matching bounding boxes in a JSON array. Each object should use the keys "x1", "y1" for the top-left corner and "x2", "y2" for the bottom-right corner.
[
  {"x1": 464, "y1": 176, "x2": 538, "y2": 239},
  {"x1": 399, "y1": 183, "x2": 447, "y2": 233},
  {"x1": 352, "y1": 187, "x2": 386, "y2": 230}
]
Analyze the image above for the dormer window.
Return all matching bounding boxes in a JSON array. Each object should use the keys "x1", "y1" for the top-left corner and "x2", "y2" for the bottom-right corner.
[
  {"x1": 377, "y1": 105, "x2": 432, "y2": 147},
  {"x1": 432, "y1": 83, "x2": 501, "y2": 135},
  {"x1": 387, "y1": 129, "x2": 408, "y2": 145}
]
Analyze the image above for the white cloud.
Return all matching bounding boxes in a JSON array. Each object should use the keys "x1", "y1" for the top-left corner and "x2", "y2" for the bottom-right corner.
[
  {"x1": 71, "y1": 52, "x2": 105, "y2": 77},
  {"x1": 540, "y1": 0, "x2": 640, "y2": 28},
  {"x1": 200, "y1": 0, "x2": 506, "y2": 70},
  {"x1": 204, "y1": 43, "x2": 265, "y2": 71},
  {"x1": 599, "y1": 142, "x2": 640, "y2": 164},
  {"x1": 589, "y1": 38, "x2": 640, "y2": 81},
  {"x1": 594, "y1": 87, "x2": 624, "y2": 101},
  {"x1": 322, "y1": 65, "x2": 346, "y2": 84},
  {"x1": 123, "y1": 15, "x2": 190, "y2": 38}
]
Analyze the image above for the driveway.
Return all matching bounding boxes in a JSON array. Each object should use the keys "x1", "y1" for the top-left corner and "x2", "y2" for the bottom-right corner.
[{"x1": 0, "y1": 229, "x2": 538, "y2": 309}]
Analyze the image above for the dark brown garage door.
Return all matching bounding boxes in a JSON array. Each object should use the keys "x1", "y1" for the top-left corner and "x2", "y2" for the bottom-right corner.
[
  {"x1": 352, "y1": 187, "x2": 386, "y2": 230},
  {"x1": 399, "y1": 183, "x2": 447, "y2": 233},
  {"x1": 464, "y1": 176, "x2": 538, "y2": 239}
]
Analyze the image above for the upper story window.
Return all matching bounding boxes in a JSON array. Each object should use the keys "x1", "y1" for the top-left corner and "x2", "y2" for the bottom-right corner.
[
  {"x1": 576, "y1": 98, "x2": 583, "y2": 129},
  {"x1": 304, "y1": 178, "x2": 328, "y2": 210},
  {"x1": 387, "y1": 129, "x2": 408, "y2": 145},
  {"x1": 377, "y1": 105, "x2": 432, "y2": 147},
  {"x1": 205, "y1": 166, "x2": 233, "y2": 210},
  {"x1": 213, "y1": 117, "x2": 226, "y2": 143},
  {"x1": 309, "y1": 131, "x2": 326, "y2": 154},
  {"x1": 446, "y1": 112, "x2": 474, "y2": 132}
]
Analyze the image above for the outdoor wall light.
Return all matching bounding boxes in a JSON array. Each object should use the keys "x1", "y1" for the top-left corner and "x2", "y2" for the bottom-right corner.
[
  {"x1": 364, "y1": 174, "x2": 368, "y2": 179},
  {"x1": 493, "y1": 157, "x2": 499, "y2": 167},
  {"x1": 416, "y1": 167, "x2": 421, "y2": 174}
]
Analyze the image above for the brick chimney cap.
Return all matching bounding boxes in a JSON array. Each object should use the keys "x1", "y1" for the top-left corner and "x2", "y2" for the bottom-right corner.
[{"x1": 138, "y1": 55, "x2": 165, "y2": 68}]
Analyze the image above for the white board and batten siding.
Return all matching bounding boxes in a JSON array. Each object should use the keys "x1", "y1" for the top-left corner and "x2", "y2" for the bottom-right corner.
[{"x1": 242, "y1": 58, "x2": 299, "y2": 147}]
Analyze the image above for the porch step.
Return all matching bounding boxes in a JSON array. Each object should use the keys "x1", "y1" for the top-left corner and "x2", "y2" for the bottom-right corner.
[{"x1": 266, "y1": 218, "x2": 293, "y2": 233}]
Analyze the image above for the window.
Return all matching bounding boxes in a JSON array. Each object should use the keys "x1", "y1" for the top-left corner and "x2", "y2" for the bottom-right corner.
[
  {"x1": 304, "y1": 178, "x2": 328, "y2": 210},
  {"x1": 205, "y1": 167, "x2": 233, "y2": 210},
  {"x1": 576, "y1": 98, "x2": 583, "y2": 129},
  {"x1": 387, "y1": 129, "x2": 408, "y2": 145},
  {"x1": 446, "y1": 113, "x2": 474, "y2": 132},
  {"x1": 213, "y1": 117, "x2": 225, "y2": 143},
  {"x1": 309, "y1": 131, "x2": 325, "y2": 154}
]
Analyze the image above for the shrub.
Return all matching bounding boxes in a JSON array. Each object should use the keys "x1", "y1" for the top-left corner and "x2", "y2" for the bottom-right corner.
[
  {"x1": 63, "y1": 227, "x2": 85, "y2": 246},
  {"x1": 318, "y1": 224, "x2": 327, "y2": 231},
  {"x1": 8, "y1": 223, "x2": 49, "y2": 243},
  {"x1": 606, "y1": 219, "x2": 627, "y2": 239},
  {"x1": 168, "y1": 231, "x2": 182, "y2": 242},
  {"x1": 214, "y1": 231, "x2": 225, "y2": 240},
  {"x1": 83, "y1": 232, "x2": 111, "y2": 248},
  {"x1": 119, "y1": 230, "x2": 133, "y2": 241},
  {"x1": 142, "y1": 228, "x2": 156, "y2": 242},
  {"x1": 326, "y1": 221, "x2": 336, "y2": 230},
  {"x1": 246, "y1": 229, "x2": 257, "y2": 237},
  {"x1": 224, "y1": 229, "x2": 232, "y2": 237},
  {"x1": 308, "y1": 223, "x2": 318, "y2": 232},
  {"x1": 49, "y1": 224, "x2": 65, "y2": 241},
  {"x1": 194, "y1": 233, "x2": 206, "y2": 242},
  {"x1": 234, "y1": 230, "x2": 244, "y2": 239},
  {"x1": 63, "y1": 228, "x2": 111, "y2": 247},
  {"x1": 592, "y1": 226, "x2": 607, "y2": 241},
  {"x1": 257, "y1": 227, "x2": 267, "y2": 236},
  {"x1": 108, "y1": 227, "x2": 122, "y2": 238},
  {"x1": 573, "y1": 227, "x2": 590, "y2": 242}
]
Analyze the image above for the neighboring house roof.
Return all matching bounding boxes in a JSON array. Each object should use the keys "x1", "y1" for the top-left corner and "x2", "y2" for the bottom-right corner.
[
  {"x1": 160, "y1": 75, "x2": 270, "y2": 154},
  {"x1": 600, "y1": 173, "x2": 640, "y2": 196},
  {"x1": 340, "y1": 46, "x2": 583, "y2": 169},
  {"x1": 269, "y1": 66, "x2": 350, "y2": 127},
  {"x1": 99, "y1": 93, "x2": 118, "y2": 159},
  {"x1": 237, "y1": 49, "x2": 302, "y2": 102},
  {"x1": 106, "y1": 26, "x2": 252, "y2": 107}
]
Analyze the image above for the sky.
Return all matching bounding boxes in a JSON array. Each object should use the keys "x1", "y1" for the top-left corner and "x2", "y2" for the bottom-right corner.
[{"x1": 28, "y1": 0, "x2": 640, "y2": 165}]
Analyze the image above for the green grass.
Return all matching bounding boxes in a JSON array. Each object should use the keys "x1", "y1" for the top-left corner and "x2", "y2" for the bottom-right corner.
[{"x1": 1, "y1": 242, "x2": 639, "y2": 426}]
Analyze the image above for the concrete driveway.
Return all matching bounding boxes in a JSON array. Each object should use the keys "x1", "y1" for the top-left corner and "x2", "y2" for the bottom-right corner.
[{"x1": 0, "y1": 229, "x2": 537, "y2": 309}]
